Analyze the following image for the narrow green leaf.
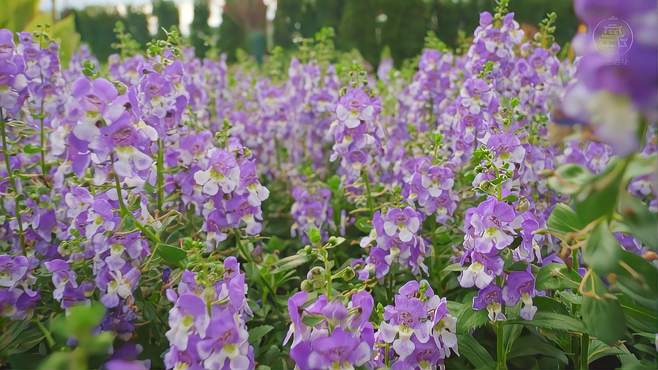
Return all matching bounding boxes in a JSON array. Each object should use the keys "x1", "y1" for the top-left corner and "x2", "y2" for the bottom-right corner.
[
  {"x1": 272, "y1": 254, "x2": 309, "y2": 274},
  {"x1": 506, "y1": 312, "x2": 586, "y2": 333},
  {"x1": 156, "y1": 243, "x2": 187, "y2": 267},
  {"x1": 457, "y1": 306, "x2": 490, "y2": 334},
  {"x1": 457, "y1": 334, "x2": 494, "y2": 369},
  {"x1": 588, "y1": 339, "x2": 630, "y2": 364},
  {"x1": 249, "y1": 325, "x2": 274, "y2": 346},
  {"x1": 355, "y1": 217, "x2": 372, "y2": 233},
  {"x1": 509, "y1": 335, "x2": 568, "y2": 364},
  {"x1": 301, "y1": 314, "x2": 324, "y2": 327}
]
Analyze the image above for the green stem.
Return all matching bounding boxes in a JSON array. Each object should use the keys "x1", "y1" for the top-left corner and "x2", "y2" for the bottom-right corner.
[
  {"x1": 112, "y1": 157, "x2": 159, "y2": 243},
  {"x1": 156, "y1": 138, "x2": 164, "y2": 213},
  {"x1": 39, "y1": 100, "x2": 47, "y2": 176},
  {"x1": 571, "y1": 247, "x2": 579, "y2": 271},
  {"x1": 361, "y1": 170, "x2": 374, "y2": 215},
  {"x1": 580, "y1": 333, "x2": 589, "y2": 370},
  {"x1": 0, "y1": 112, "x2": 25, "y2": 250},
  {"x1": 320, "y1": 246, "x2": 333, "y2": 300},
  {"x1": 234, "y1": 229, "x2": 253, "y2": 264},
  {"x1": 496, "y1": 320, "x2": 507, "y2": 370},
  {"x1": 34, "y1": 320, "x2": 55, "y2": 348}
]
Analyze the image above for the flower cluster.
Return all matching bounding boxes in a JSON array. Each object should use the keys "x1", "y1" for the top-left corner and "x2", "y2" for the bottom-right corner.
[
  {"x1": 401, "y1": 156, "x2": 458, "y2": 223},
  {"x1": 371, "y1": 280, "x2": 458, "y2": 369},
  {"x1": 290, "y1": 183, "x2": 333, "y2": 243},
  {"x1": 193, "y1": 142, "x2": 269, "y2": 248},
  {"x1": 0, "y1": 255, "x2": 39, "y2": 319},
  {"x1": 458, "y1": 197, "x2": 540, "y2": 321},
  {"x1": 329, "y1": 87, "x2": 383, "y2": 193},
  {"x1": 359, "y1": 207, "x2": 429, "y2": 279},
  {"x1": 286, "y1": 290, "x2": 375, "y2": 370},
  {"x1": 164, "y1": 257, "x2": 254, "y2": 370}
]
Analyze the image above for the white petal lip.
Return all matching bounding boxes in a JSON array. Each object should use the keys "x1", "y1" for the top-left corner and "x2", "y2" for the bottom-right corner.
[
  {"x1": 194, "y1": 169, "x2": 211, "y2": 185},
  {"x1": 393, "y1": 337, "x2": 415, "y2": 359},
  {"x1": 203, "y1": 181, "x2": 219, "y2": 196},
  {"x1": 132, "y1": 150, "x2": 153, "y2": 170},
  {"x1": 383, "y1": 221, "x2": 397, "y2": 236},
  {"x1": 399, "y1": 227, "x2": 413, "y2": 242},
  {"x1": 73, "y1": 122, "x2": 100, "y2": 142},
  {"x1": 475, "y1": 271, "x2": 493, "y2": 289},
  {"x1": 379, "y1": 321, "x2": 397, "y2": 343}
]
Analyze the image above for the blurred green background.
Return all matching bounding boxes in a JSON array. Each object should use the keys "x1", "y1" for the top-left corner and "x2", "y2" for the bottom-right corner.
[{"x1": 5, "y1": 0, "x2": 578, "y2": 65}]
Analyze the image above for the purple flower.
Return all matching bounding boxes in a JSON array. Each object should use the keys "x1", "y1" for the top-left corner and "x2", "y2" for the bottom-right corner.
[
  {"x1": 502, "y1": 270, "x2": 538, "y2": 320},
  {"x1": 359, "y1": 207, "x2": 428, "y2": 278},
  {"x1": 166, "y1": 294, "x2": 210, "y2": 351},
  {"x1": 0, "y1": 255, "x2": 29, "y2": 288},
  {"x1": 194, "y1": 148, "x2": 241, "y2": 195},
  {"x1": 373, "y1": 280, "x2": 458, "y2": 367},
  {"x1": 287, "y1": 291, "x2": 374, "y2": 370},
  {"x1": 465, "y1": 197, "x2": 519, "y2": 254},
  {"x1": 473, "y1": 283, "x2": 506, "y2": 321},
  {"x1": 197, "y1": 309, "x2": 251, "y2": 370}
]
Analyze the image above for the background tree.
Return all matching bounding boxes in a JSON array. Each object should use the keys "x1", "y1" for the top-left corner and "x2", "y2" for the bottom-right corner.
[
  {"x1": 379, "y1": 0, "x2": 427, "y2": 66},
  {"x1": 73, "y1": 7, "x2": 122, "y2": 62},
  {"x1": 153, "y1": 0, "x2": 180, "y2": 37},
  {"x1": 337, "y1": 0, "x2": 379, "y2": 66},
  {"x1": 124, "y1": 6, "x2": 150, "y2": 46},
  {"x1": 190, "y1": 0, "x2": 211, "y2": 58},
  {"x1": 217, "y1": 10, "x2": 245, "y2": 62}
]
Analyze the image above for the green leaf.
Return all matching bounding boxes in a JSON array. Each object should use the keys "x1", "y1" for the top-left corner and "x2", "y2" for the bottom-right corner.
[
  {"x1": 534, "y1": 296, "x2": 570, "y2": 315},
  {"x1": 506, "y1": 312, "x2": 585, "y2": 333},
  {"x1": 547, "y1": 203, "x2": 587, "y2": 234},
  {"x1": 582, "y1": 289, "x2": 626, "y2": 344},
  {"x1": 573, "y1": 159, "x2": 626, "y2": 224},
  {"x1": 22, "y1": 144, "x2": 41, "y2": 154},
  {"x1": 618, "y1": 295, "x2": 658, "y2": 333},
  {"x1": 52, "y1": 302, "x2": 106, "y2": 339},
  {"x1": 588, "y1": 339, "x2": 630, "y2": 364},
  {"x1": 37, "y1": 352, "x2": 70, "y2": 370},
  {"x1": 508, "y1": 335, "x2": 568, "y2": 364},
  {"x1": 248, "y1": 325, "x2": 274, "y2": 346},
  {"x1": 354, "y1": 217, "x2": 372, "y2": 233},
  {"x1": 272, "y1": 254, "x2": 309, "y2": 274},
  {"x1": 535, "y1": 263, "x2": 581, "y2": 290},
  {"x1": 623, "y1": 153, "x2": 657, "y2": 182},
  {"x1": 556, "y1": 290, "x2": 582, "y2": 305},
  {"x1": 584, "y1": 222, "x2": 622, "y2": 275},
  {"x1": 457, "y1": 306, "x2": 490, "y2": 334},
  {"x1": 0, "y1": 321, "x2": 43, "y2": 357},
  {"x1": 457, "y1": 334, "x2": 494, "y2": 369},
  {"x1": 156, "y1": 243, "x2": 187, "y2": 267},
  {"x1": 301, "y1": 314, "x2": 324, "y2": 327},
  {"x1": 547, "y1": 164, "x2": 592, "y2": 194},
  {"x1": 307, "y1": 226, "x2": 322, "y2": 244},
  {"x1": 614, "y1": 250, "x2": 658, "y2": 310},
  {"x1": 503, "y1": 323, "x2": 523, "y2": 354},
  {"x1": 617, "y1": 193, "x2": 658, "y2": 250},
  {"x1": 326, "y1": 175, "x2": 341, "y2": 192}
]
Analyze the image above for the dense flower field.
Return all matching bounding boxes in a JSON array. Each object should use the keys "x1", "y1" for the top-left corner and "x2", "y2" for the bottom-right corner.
[{"x1": 0, "y1": 0, "x2": 657, "y2": 369}]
